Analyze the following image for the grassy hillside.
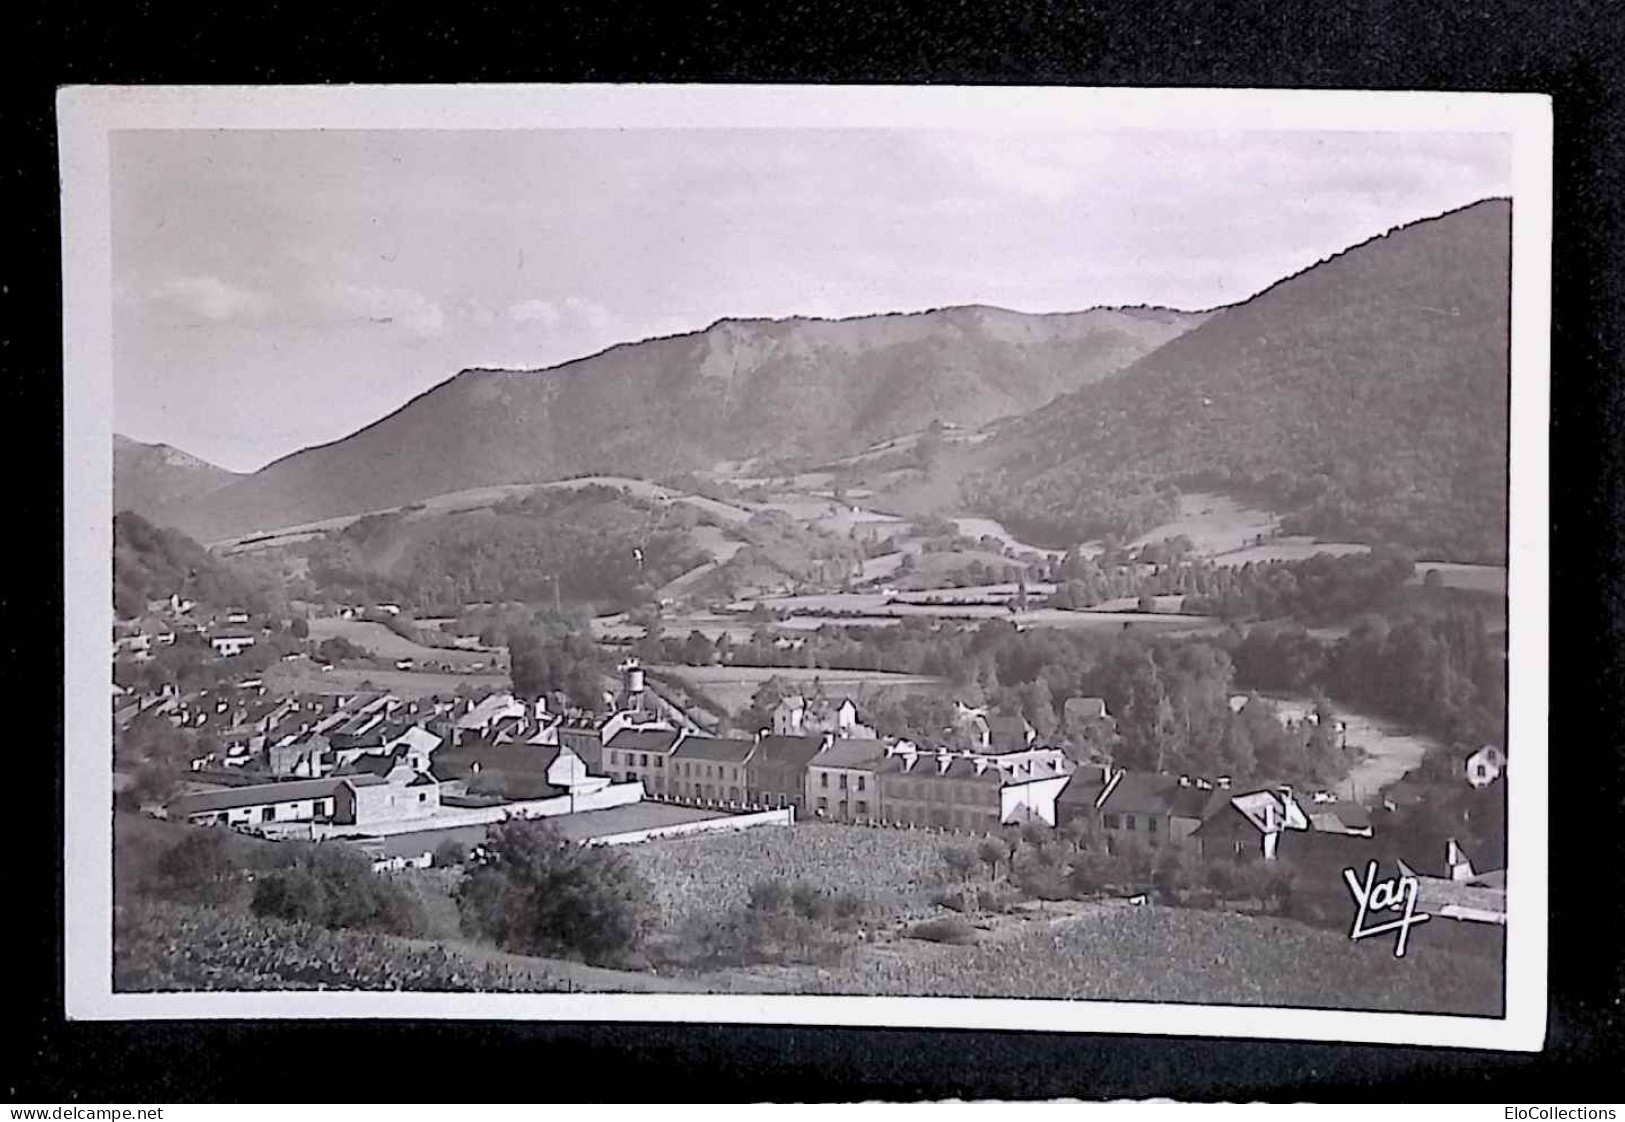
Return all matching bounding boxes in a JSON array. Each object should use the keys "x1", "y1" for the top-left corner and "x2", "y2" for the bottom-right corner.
[
  {"x1": 165, "y1": 305, "x2": 1206, "y2": 541},
  {"x1": 970, "y1": 200, "x2": 1512, "y2": 562}
]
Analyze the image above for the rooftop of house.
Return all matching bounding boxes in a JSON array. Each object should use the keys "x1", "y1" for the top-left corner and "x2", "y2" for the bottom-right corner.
[
  {"x1": 753, "y1": 734, "x2": 830, "y2": 768},
  {"x1": 167, "y1": 778, "x2": 343, "y2": 816},
  {"x1": 810, "y1": 738, "x2": 889, "y2": 769},
  {"x1": 605, "y1": 727, "x2": 683, "y2": 754},
  {"x1": 672, "y1": 736, "x2": 757, "y2": 764},
  {"x1": 1166, "y1": 785, "x2": 1235, "y2": 822},
  {"x1": 1098, "y1": 770, "x2": 1180, "y2": 816},
  {"x1": 1065, "y1": 697, "x2": 1109, "y2": 720},
  {"x1": 1410, "y1": 874, "x2": 1507, "y2": 916}
]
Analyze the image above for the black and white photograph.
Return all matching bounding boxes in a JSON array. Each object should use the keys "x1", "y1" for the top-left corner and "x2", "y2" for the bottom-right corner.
[{"x1": 59, "y1": 85, "x2": 1550, "y2": 1050}]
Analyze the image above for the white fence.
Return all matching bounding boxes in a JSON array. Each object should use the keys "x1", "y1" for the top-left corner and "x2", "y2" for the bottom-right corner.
[
  {"x1": 309, "y1": 781, "x2": 645, "y2": 840},
  {"x1": 585, "y1": 806, "x2": 795, "y2": 847}
]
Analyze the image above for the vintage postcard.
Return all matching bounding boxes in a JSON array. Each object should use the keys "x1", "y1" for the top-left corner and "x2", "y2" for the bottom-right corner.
[{"x1": 60, "y1": 85, "x2": 1550, "y2": 1050}]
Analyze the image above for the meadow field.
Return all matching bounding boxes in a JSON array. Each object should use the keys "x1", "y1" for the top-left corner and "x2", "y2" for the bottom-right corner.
[
  {"x1": 308, "y1": 618, "x2": 497, "y2": 669},
  {"x1": 648, "y1": 664, "x2": 949, "y2": 715},
  {"x1": 621, "y1": 822, "x2": 954, "y2": 932}
]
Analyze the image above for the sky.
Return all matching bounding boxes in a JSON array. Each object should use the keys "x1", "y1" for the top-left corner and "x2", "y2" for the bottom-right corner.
[{"x1": 111, "y1": 128, "x2": 1511, "y2": 473}]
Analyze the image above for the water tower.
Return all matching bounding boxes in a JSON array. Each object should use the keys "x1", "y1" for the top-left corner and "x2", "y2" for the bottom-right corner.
[{"x1": 618, "y1": 657, "x2": 646, "y2": 712}]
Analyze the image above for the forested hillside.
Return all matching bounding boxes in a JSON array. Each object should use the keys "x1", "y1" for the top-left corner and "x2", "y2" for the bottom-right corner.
[{"x1": 969, "y1": 200, "x2": 1511, "y2": 562}]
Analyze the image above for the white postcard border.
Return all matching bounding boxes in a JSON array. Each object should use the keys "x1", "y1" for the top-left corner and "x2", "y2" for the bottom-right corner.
[{"x1": 59, "y1": 84, "x2": 1551, "y2": 1051}]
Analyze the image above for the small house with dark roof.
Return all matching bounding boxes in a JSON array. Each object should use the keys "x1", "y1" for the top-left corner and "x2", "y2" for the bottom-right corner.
[
  {"x1": 671, "y1": 736, "x2": 757, "y2": 803},
  {"x1": 984, "y1": 713, "x2": 1037, "y2": 755},
  {"x1": 1054, "y1": 762, "x2": 1112, "y2": 829},
  {"x1": 1465, "y1": 744, "x2": 1506, "y2": 788},
  {"x1": 1094, "y1": 770, "x2": 1180, "y2": 850},
  {"x1": 431, "y1": 740, "x2": 603, "y2": 803}
]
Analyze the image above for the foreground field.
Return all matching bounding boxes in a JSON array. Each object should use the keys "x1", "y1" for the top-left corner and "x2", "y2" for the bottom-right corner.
[
  {"x1": 622, "y1": 822, "x2": 951, "y2": 932},
  {"x1": 758, "y1": 901, "x2": 1502, "y2": 1015}
]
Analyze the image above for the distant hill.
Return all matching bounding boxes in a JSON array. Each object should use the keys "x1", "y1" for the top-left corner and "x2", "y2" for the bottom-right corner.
[
  {"x1": 114, "y1": 435, "x2": 242, "y2": 524},
  {"x1": 159, "y1": 305, "x2": 1206, "y2": 541},
  {"x1": 967, "y1": 200, "x2": 1512, "y2": 563},
  {"x1": 113, "y1": 511, "x2": 268, "y2": 618}
]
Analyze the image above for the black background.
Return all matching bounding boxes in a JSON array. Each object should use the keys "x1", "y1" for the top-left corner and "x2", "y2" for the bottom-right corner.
[{"x1": 10, "y1": 0, "x2": 1624, "y2": 1103}]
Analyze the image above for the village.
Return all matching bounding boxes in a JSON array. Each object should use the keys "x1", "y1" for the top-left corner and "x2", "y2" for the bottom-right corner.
[{"x1": 113, "y1": 583, "x2": 1509, "y2": 953}]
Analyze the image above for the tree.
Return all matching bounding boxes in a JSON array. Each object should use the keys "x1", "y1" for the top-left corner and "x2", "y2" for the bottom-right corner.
[
  {"x1": 976, "y1": 837, "x2": 1011, "y2": 880},
  {"x1": 289, "y1": 617, "x2": 310, "y2": 639},
  {"x1": 456, "y1": 819, "x2": 654, "y2": 965},
  {"x1": 432, "y1": 839, "x2": 467, "y2": 868},
  {"x1": 251, "y1": 842, "x2": 425, "y2": 935},
  {"x1": 916, "y1": 419, "x2": 946, "y2": 475},
  {"x1": 941, "y1": 846, "x2": 979, "y2": 883},
  {"x1": 151, "y1": 830, "x2": 239, "y2": 906}
]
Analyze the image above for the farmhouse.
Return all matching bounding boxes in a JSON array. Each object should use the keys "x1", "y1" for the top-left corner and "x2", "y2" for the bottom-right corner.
[
  {"x1": 165, "y1": 771, "x2": 440, "y2": 831},
  {"x1": 771, "y1": 694, "x2": 865, "y2": 738},
  {"x1": 431, "y1": 740, "x2": 605, "y2": 803},
  {"x1": 166, "y1": 778, "x2": 344, "y2": 827},
  {"x1": 1191, "y1": 787, "x2": 1311, "y2": 862}
]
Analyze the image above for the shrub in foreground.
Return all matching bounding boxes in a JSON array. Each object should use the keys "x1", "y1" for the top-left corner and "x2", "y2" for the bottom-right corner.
[
  {"x1": 456, "y1": 819, "x2": 654, "y2": 966},
  {"x1": 115, "y1": 899, "x2": 565, "y2": 993},
  {"x1": 908, "y1": 916, "x2": 979, "y2": 945},
  {"x1": 251, "y1": 841, "x2": 427, "y2": 937}
]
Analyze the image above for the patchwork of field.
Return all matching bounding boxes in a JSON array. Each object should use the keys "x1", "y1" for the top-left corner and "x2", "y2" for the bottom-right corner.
[
  {"x1": 1209, "y1": 538, "x2": 1373, "y2": 566},
  {"x1": 649, "y1": 663, "x2": 949, "y2": 714},
  {"x1": 308, "y1": 618, "x2": 497, "y2": 669},
  {"x1": 952, "y1": 516, "x2": 1063, "y2": 559},
  {"x1": 267, "y1": 661, "x2": 509, "y2": 698},
  {"x1": 1410, "y1": 562, "x2": 1507, "y2": 596},
  {"x1": 1128, "y1": 491, "x2": 1280, "y2": 556}
]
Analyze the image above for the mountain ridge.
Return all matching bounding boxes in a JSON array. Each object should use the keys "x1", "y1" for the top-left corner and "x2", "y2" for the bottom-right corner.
[{"x1": 153, "y1": 303, "x2": 1209, "y2": 540}]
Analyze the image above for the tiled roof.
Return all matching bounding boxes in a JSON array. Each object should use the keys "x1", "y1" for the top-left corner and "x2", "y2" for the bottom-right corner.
[
  {"x1": 1167, "y1": 785, "x2": 1233, "y2": 821},
  {"x1": 673, "y1": 736, "x2": 757, "y2": 764},
  {"x1": 168, "y1": 778, "x2": 342, "y2": 816},
  {"x1": 433, "y1": 743, "x2": 562, "y2": 781},
  {"x1": 605, "y1": 727, "x2": 682, "y2": 753},
  {"x1": 1098, "y1": 771, "x2": 1179, "y2": 816},
  {"x1": 753, "y1": 734, "x2": 828, "y2": 767},
  {"x1": 809, "y1": 738, "x2": 888, "y2": 769}
]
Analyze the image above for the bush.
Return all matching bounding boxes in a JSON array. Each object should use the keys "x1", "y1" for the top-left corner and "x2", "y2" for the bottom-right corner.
[
  {"x1": 151, "y1": 829, "x2": 241, "y2": 907},
  {"x1": 940, "y1": 845, "x2": 979, "y2": 882},
  {"x1": 251, "y1": 842, "x2": 427, "y2": 937},
  {"x1": 114, "y1": 899, "x2": 566, "y2": 993},
  {"x1": 456, "y1": 820, "x2": 654, "y2": 966},
  {"x1": 432, "y1": 839, "x2": 467, "y2": 869},
  {"x1": 908, "y1": 917, "x2": 979, "y2": 945}
]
